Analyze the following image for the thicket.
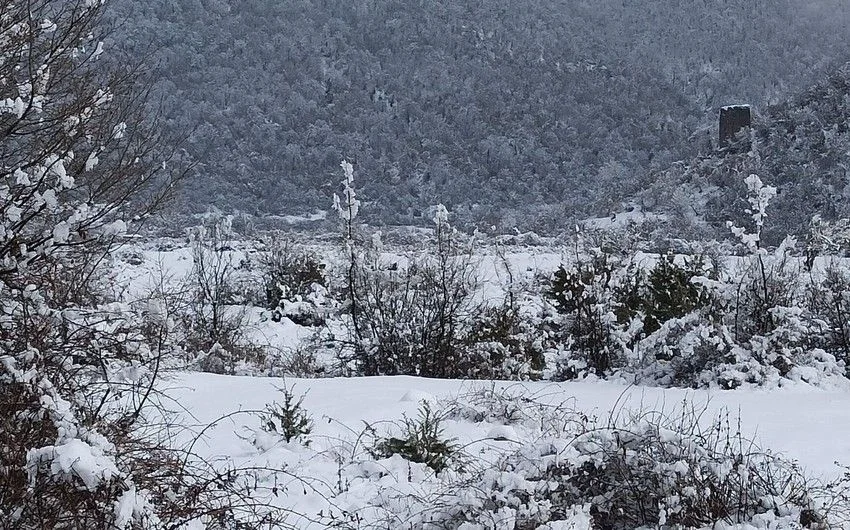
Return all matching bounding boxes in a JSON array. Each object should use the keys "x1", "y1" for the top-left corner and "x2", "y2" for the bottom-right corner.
[
  {"x1": 0, "y1": 1, "x2": 294, "y2": 526},
  {"x1": 545, "y1": 173, "x2": 850, "y2": 388},
  {"x1": 157, "y1": 162, "x2": 850, "y2": 390},
  {"x1": 329, "y1": 163, "x2": 544, "y2": 380},
  {"x1": 546, "y1": 250, "x2": 715, "y2": 379}
]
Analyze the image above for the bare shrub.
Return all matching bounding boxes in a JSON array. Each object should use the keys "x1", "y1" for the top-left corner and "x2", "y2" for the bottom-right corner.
[
  {"x1": 260, "y1": 235, "x2": 325, "y2": 314},
  {"x1": 381, "y1": 397, "x2": 836, "y2": 530},
  {"x1": 442, "y1": 383, "x2": 589, "y2": 437},
  {"x1": 342, "y1": 243, "x2": 479, "y2": 377},
  {"x1": 183, "y1": 216, "x2": 265, "y2": 373},
  {"x1": 560, "y1": 409, "x2": 816, "y2": 529},
  {"x1": 268, "y1": 344, "x2": 326, "y2": 378},
  {"x1": 331, "y1": 176, "x2": 485, "y2": 378},
  {"x1": 352, "y1": 245, "x2": 480, "y2": 377}
]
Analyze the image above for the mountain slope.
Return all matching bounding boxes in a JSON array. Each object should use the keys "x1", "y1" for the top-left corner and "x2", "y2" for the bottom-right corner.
[
  {"x1": 108, "y1": 0, "x2": 850, "y2": 230},
  {"x1": 646, "y1": 63, "x2": 850, "y2": 243}
]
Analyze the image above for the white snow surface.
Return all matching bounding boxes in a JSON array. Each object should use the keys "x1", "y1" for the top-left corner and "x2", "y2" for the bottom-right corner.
[
  {"x1": 168, "y1": 372, "x2": 850, "y2": 478},
  {"x1": 108, "y1": 236, "x2": 850, "y2": 528},
  {"x1": 162, "y1": 371, "x2": 850, "y2": 528}
]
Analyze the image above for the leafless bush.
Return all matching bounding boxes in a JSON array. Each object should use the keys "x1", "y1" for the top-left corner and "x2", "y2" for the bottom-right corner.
[
  {"x1": 267, "y1": 344, "x2": 325, "y2": 378},
  {"x1": 260, "y1": 235, "x2": 326, "y2": 313},
  {"x1": 0, "y1": 0, "x2": 295, "y2": 524},
  {"x1": 728, "y1": 244, "x2": 801, "y2": 344},
  {"x1": 341, "y1": 218, "x2": 481, "y2": 378},
  {"x1": 559, "y1": 408, "x2": 817, "y2": 529},
  {"x1": 442, "y1": 383, "x2": 589, "y2": 437},
  {"x1": 183, "y1": 216, "x2": 265, "y2": 373}
]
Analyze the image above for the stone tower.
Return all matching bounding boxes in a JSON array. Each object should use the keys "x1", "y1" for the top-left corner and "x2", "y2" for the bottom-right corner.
[{"x1": 719, "y1": 105, "x2": 752, "y2": 148}]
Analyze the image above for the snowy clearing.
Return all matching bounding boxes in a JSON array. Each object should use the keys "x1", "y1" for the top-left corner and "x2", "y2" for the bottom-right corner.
[{"x1": 161, "y1": 372, "x2": 850, "y2": 528}]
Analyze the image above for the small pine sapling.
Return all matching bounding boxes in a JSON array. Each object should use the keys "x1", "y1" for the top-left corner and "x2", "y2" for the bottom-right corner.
[
  {"x1": 260, "y1": 385, "x2": 313, "y2": 445},
  {"x1": 368, "y1": 402, "x2": 458, "y2": 473}
]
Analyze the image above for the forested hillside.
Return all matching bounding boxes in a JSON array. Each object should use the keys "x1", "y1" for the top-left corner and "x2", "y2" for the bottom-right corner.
[
  {"x1": 109, "y1": 0, "x2": 850, "y2": 230},
  {"x1": 647, "y1": 63, "x2": 850, "y2": 243}
]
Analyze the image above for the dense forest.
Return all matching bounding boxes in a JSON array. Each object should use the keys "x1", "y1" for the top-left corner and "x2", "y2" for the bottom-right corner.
[{"x1": 109, "y1": 0, "x2": 850, "y2": 232}]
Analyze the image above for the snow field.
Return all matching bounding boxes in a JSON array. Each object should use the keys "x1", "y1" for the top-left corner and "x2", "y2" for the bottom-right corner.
[
  {"x1": 162, "y1": 372, "x2": 850, "y2": 528},
  {"x1": 111, "y1": 236, "x2": 850, "y2": 528}
]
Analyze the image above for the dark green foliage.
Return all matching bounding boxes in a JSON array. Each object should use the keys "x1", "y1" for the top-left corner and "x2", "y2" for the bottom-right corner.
[
  {"x1": 548, "y1": 255, "x2": 612, "y2": 314},
  {"x1": 548, "y1": 251, "x2": 713, "y2": 377},
  {"x1": 547, "y1": 254, "x2": 618, "y2": 375},
  {"x1": 807, "y1": 263, "x2": 850, "y2": 370},
  {"x1": 464, "y1": 304, "x2": 545, "y2": 380},
  {"x1": 368, "y1": 403, "x2": 457, "y2": 473},
  {"x1": 625, "y1": 254, "x2": 713, "y2": 335},
  {"x1": 260, "y1": 387, "x2": 313, "y2": 445}
]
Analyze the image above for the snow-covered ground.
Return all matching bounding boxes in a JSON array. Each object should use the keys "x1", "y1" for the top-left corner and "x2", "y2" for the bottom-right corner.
[
  {"x1": 109, "y1": 234, "x2": 850, "y2": 527},
  {"x1": 161, "y1": 371, "x2": 850, "y2": 528},
  {"x1": 169, "y1": 372, "x2": 850, "y2": 480}
]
